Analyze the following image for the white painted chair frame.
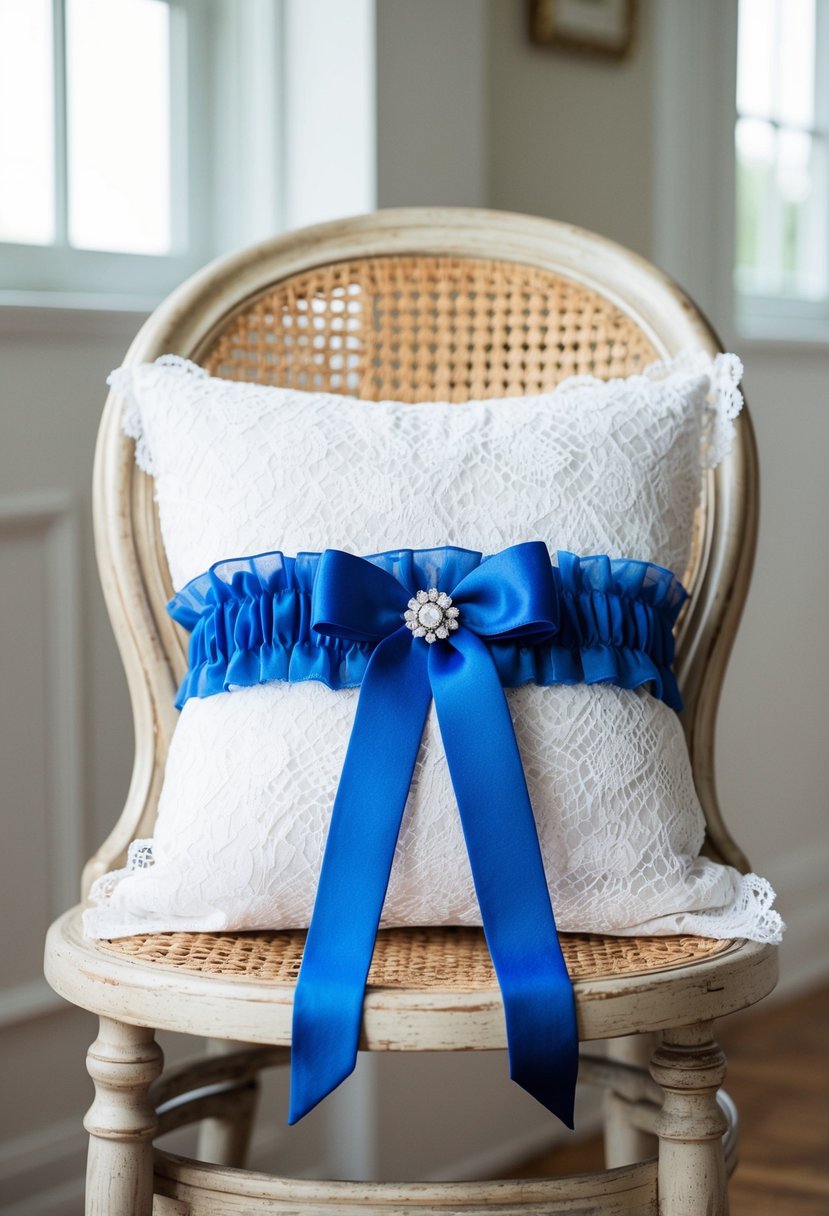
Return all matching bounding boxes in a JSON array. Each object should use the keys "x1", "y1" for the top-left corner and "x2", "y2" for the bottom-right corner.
[{"x1": 45, "y1": 208, "x2": 777, "y2": 1215}]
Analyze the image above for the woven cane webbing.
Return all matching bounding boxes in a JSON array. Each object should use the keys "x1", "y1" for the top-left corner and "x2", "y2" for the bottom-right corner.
[
  {"x1": 200, "y1": 256, "x2": 659, "y2": 403},
  {"x1": 102, "y1": 928, "x2": 730, "y2": 990}
]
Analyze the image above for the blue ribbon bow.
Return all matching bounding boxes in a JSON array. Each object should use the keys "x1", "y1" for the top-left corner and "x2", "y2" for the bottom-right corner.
[{"x1": 289, "y1": 542, "x2": 579, "y2": 1128}]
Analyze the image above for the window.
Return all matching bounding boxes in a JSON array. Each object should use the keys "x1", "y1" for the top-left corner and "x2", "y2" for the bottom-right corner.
[
  {"x1": 0, "y1": 0, "x2": 376, "y2": 314},
  {"x1": 0, "y1": 0, "x2": 212, "y2": 305},
  {"x1": 735, "y1": 0, "x2": 829, "y2": 334}
]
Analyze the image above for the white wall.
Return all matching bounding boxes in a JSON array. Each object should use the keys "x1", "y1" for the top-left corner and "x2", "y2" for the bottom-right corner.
[
  {"x1": 488, "y1": 0, "x2": 654, "y2": 256},
  {"x1": 376, "y1": 0, "x2": 488, "y2": 208}
]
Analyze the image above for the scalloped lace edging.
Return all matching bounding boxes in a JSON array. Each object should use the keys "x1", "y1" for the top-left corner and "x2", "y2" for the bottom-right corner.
[
  {"x1": 629, "y1": 872, "x2": 784, "y2": 944},
  {"x1": 715, "y1": 871, "x2": 784, "y2": 942},
  {"x1": 84, "y1": 844, "x2": 783, "y2": 946},
  {"x1": 641, "y1": 349, "x2": 744, "y2": 471},
  {"x1": 702, "y1": 353, "x2": 744, "y2": 470},
  {"x1": 86, "y1": 838, "x2": 154, "y2": 906},
  {"x1": 112, "y1": 348, "x2": 745, "y2": 481},
  {"x1": 108, "y1": 356, "x2": 207, "y2": 477}
]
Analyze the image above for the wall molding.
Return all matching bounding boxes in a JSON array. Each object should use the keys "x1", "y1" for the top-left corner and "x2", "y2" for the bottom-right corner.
[
  {"x1": 0, "y1": 492, "x2": 83, "y2": 1027},
  {"x1": 0, "y1": 299, "x2": 150, "y2": 340}
]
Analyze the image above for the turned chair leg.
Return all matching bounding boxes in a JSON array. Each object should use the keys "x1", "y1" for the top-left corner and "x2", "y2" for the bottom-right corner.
[
  {"x1": 650, "y1": 1023, "x2": 729, "y2": 1216},
  {"x1": 196, "y1": 1040, "x2": 261, "y2": 1167},
  {"x1": 603, "y1": 1033, "x2": 659, "y2": 1167},
  {"x1": 84, "y1": 1018, "x2": 164, "y2": 1216},
  {"x1": 197, "y1": 1080, "x2": 260, "y2": 1166}
]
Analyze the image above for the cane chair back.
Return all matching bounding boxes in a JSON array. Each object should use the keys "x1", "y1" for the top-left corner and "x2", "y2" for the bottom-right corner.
[{"x1": 86, "y1": 207, "x2": 757, "y2": 896}]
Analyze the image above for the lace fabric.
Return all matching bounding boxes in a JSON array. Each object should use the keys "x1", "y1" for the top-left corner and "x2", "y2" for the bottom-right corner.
[
  {"x1": 85, "y1": 681, "x2": 781, "y2": 942},
  {"x1": 85, "y1": 351, "x2": 783, "y2": 945},
  {"x1": 111, "y1": 351, "x2": 744, "y2": 589}
]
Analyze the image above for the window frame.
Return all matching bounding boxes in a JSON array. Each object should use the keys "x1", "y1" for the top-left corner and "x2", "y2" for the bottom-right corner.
[
  {"x1": 0, "y1": 0, "x2": 247, "y2": 310},
  {"x1": 653, "y1": 0, "x2": 829, "y2": 349},
  {"x1": 0, "y1": 0, "x2": 376, "y2": 323},
  {"x1": 733, "y1": 0, "x2": 829, "y2": 341}
]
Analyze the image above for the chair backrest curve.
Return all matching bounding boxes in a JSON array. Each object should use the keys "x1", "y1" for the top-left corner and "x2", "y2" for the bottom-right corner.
[{"x1": 85, "y1": 207, "x2": 757, "y2": 897}]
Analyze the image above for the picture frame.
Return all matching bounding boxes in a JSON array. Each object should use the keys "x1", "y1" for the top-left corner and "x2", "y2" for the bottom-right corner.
[{"x1": 529, "y1": 0, "x2": 637, "y2": 60}]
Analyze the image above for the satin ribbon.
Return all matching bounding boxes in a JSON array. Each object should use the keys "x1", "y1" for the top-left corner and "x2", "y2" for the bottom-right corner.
[{"x1": 289, "y1": 542, "x2": 578, "y2": 1128}]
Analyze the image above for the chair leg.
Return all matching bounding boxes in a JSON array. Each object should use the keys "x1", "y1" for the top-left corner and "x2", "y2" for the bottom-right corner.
[
  {"x1": 196, "y1": 1040, "x2": 261, "y2": 1167},
  {"x1": 196, "y1": 1081, "x2": 260, "y2": 1167},
  {"x1": 84, "y1": 1018, "x2": 164, "y2": 1216},
  {"x1": 603, "y1": 1033, "x2": 659, "y2": 1167},
  {"x1": 193, "y1": 1040, "x2": 257, "y2": 1162},
  {"x1": 650, "y1": 1023, "x2": 729, "y2": 1216}
]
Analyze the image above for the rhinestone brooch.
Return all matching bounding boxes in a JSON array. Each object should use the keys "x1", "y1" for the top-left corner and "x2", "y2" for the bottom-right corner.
[{"x1": 403, "y1": 589, "x2": 460, "y2": 643}]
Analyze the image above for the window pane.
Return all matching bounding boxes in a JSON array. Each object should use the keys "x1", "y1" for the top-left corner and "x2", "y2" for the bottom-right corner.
[
  {"x1": 0, "y1": 0, "x2": 54, "y2": 246},
  {"x1": 737, "y1": 0, "x2": 816, "y2": 126},
  {"x1": 66, "y1": 0, "x2": 171, "y2": 254},
  {"x1": 736, "y1": 118, "x2": 828, "y2": 298},
  {"x1": 736, "y1": 0, "x2": 825, "y2": 301},
  {"x1": 737, "y1": 0, "x2": 776, "y2": 119},
  {"x1": 777, "y1": 0, "x2": 816, "y2": 128}
]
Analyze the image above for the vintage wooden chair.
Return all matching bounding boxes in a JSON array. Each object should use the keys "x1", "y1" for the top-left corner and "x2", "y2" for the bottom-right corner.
[{"x1": 44, "y1": 208, "x2": 777, "y2": 1215}]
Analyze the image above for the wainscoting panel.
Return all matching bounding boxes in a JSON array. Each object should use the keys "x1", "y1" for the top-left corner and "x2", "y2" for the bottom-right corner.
[{"x1": 0, "y1": 495, "x2": 82, "y2": 1027}]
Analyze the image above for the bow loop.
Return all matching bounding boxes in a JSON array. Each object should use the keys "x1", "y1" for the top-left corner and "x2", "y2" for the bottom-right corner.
[
  {"x1": 312, "y1": 549, "x2": 411, "y2": 643},
  {"x1": 312, "y1": 542, "x2": 559, "y2": 649},
  {"x1": 451, "y1": 540, "x2": 559, "y2": 641}
]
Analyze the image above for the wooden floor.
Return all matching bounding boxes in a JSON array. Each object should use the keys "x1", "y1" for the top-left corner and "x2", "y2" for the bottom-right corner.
[{"x1": 515, "y1": 983, "x2": 829, "y2": 1215}]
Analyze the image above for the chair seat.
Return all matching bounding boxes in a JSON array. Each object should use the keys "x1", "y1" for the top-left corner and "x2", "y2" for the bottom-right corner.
[
  {"x1": 99, "y1": 923, "x2": 732, "y2": 985},
  {"x1": 45, "y1": 908, "x2": 777, "y2": 1050}
]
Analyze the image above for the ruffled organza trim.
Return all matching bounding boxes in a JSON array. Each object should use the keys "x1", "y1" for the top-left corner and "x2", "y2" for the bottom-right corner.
[{"x1": 168, "y1": 547, "x2": 687, "y2": 711}]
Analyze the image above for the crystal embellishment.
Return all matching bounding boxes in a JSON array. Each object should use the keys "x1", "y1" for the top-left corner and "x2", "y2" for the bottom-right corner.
[{"x1": 404, "y1": 589, "x2": 460, "y2": 643}]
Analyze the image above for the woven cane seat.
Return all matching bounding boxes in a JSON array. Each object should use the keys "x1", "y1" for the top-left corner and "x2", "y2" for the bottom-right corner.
[{"x1": 101, "y1": 927, "x2": 731, "y2": 990}]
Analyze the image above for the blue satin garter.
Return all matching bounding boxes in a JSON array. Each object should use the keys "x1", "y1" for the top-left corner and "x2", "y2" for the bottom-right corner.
[
  {"x1": 171, "y1": 546, "x2": 686, "y2": 712},
  {"x1": 168, "y1": 543, "x2": 687, "y2": 1128}
]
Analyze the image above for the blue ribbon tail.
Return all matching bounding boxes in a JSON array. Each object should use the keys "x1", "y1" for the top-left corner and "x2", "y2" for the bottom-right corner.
[
  {"x1": 429, "y1": 629, "x2": 579, "y2": 1128},
  {"x1": 289, "y1": 627, "x2": 432, "y2": 1123}
]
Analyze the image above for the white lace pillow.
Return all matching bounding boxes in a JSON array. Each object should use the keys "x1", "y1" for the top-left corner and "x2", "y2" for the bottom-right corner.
[{"x1": 84, "y1": 353, "x2": 782, "y2": 944}]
